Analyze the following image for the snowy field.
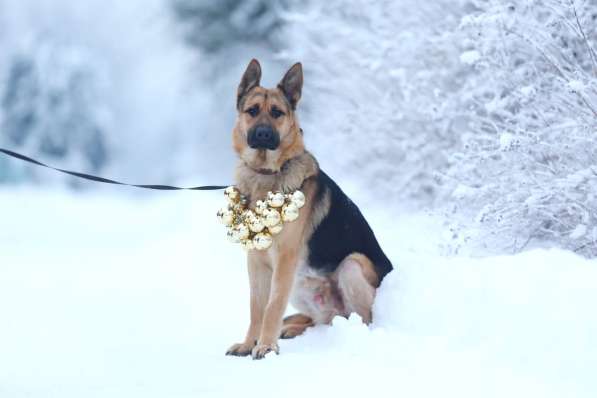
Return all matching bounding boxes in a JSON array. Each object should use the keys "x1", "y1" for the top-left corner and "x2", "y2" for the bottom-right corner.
[{"x1": 1, "y1": 187, "x2": 596, "y2": 398}]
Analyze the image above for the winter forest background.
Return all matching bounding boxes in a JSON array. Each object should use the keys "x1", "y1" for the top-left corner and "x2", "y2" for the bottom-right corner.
[{"x1": 1, "y1": 0, "x2": 596, "y2": 256}]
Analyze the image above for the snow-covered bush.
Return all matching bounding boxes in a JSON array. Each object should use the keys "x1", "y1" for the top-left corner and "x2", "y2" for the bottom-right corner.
[
  {"x1": 444, "y1": 0, "x2": 597, "y2": 255},
  {"x1": 279, "y1": 0, "x2": 471, "y2": 202},
  {"x1": 282, "y1": 0, "x2": 597, "y2": 256}
]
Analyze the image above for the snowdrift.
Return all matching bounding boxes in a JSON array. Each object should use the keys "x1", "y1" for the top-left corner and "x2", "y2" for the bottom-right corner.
[{"x1": 1, "y1": 188, "x2": 596, "y2": 397}]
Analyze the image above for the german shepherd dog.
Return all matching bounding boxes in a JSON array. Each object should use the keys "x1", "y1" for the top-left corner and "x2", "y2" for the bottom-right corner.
[{"x1": 226, "y1": 60, "x2": 393, "y2": 359}]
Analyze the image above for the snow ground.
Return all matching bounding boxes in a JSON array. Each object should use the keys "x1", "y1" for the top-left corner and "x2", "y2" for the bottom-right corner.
[{"x1": 1, "y1": 187, "x2": 596, "y2": 397}]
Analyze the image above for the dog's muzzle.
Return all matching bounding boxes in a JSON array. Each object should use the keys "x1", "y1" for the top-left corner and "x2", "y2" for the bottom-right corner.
[{"x1": 247, "y1": 125, "x2": 280, "y2": 151}]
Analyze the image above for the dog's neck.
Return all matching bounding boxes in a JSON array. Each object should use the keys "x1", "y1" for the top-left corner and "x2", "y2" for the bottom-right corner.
[
  {"x1": 235, "y1": 151, "x2": 319, "y2": 205},
  {"x1": 244, "y1": 162, "x2": 289, "y2": 176}
]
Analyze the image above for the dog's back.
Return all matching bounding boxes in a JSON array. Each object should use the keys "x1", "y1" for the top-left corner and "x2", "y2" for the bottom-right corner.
[{"x1": 307, "y1": 169, "x2": 393, "y2": 285}]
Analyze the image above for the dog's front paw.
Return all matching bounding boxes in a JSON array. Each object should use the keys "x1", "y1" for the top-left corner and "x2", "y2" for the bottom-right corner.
[
  {"x1": 226, "y1": 341, "x2": 256, "y2": 357},
  {"x1": 251, "y1": 342, "x2": 279, "y2": 360}
]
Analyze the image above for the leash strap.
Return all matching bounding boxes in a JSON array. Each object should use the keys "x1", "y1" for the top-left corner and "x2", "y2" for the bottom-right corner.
[{"x1": 0, "y1": 148, "x2": 228, "y2": 191}]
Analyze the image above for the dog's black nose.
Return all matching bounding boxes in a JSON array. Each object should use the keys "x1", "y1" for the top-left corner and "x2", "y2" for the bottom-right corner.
[
  {"x1": 255, "y1": 126, "x2": 273, "y2": 142},
  {"x1": 248, "y1": 125, "x2": 280, "y2": 150}
]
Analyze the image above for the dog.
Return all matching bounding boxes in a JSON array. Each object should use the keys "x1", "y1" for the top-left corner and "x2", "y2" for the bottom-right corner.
[{"x1": 225, "y1": 59, "x2": 393, "y2": 359}]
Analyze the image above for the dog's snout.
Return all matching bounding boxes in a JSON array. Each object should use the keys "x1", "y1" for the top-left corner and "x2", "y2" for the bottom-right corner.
[
  {"x1": 255, "y1": 125, "x2": 273, "y2": 141},
  {"x1": 248, "y1": 125, "x2": 280, "y2": 150}
]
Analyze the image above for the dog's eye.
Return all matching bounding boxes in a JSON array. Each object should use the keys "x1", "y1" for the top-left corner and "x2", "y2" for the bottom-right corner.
[
  {"x1": 246, "y1": 105, "x2": 260, "y2": 117},
  {"x1": 270, "y1": 107, "x2": 285, "y2": 119}
]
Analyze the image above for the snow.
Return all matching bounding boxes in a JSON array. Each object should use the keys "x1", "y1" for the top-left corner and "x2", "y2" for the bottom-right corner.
[
  {"x1": 499, "y1": 132, "x2": 515, "y2": 150},
  {"x1": 452, "y1": 183, "x2": 476, "y2": 199},
  {"x1": 568, "y1": 79, "x2": 585, "y2": 93},
  {"x1": 570, "y1": 224, "x2": 587, "y2": 240},
  {"x1": 2, "y1": 187, "x2": 597, "y2": 397},
  {"x1": 459, "y1": 50, "x2": 481, "y2": 65}
]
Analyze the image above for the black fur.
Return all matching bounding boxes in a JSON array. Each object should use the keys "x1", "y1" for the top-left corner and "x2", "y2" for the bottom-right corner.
[{"x1": 307, "y1": 170, "x2": 393, "y2": 285}]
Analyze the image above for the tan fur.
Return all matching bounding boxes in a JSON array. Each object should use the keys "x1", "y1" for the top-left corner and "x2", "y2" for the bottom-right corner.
[
  {"x1": 283, "y1": 313, "x2": 313, "y2": 325},
  {"x1": 235, "y1": 152, "x2": 318, "y2": 208},
  {"x1": 250, "y1": 177, "x2": 318, "y2": 358},
  {"x1": 333, "y1": 253, "x2": 378, "y2": 324},
  {"x1": 226, "y1": 60, "x2": 380, "y2": 359},
  {"x1": 344, "y1": 253, "x2": 379, "y2": 287},
  {"x1": 304, "y1": 186, "x2": 331, "y2": 238},
  {"x1": 225, "y1": 251, "x2": 271, "y2": 356},
  {"x1": 280, "y1": 314, "x2": 315, "y2": 339}
]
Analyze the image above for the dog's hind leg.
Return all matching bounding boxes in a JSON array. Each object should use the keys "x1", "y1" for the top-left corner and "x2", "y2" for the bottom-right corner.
[
  {"x1": 280, "y1": 313, "x2": 314, "y2": 339},
  {"x1": 333, "y1": 253, "x2": 379, "y2": 324}
]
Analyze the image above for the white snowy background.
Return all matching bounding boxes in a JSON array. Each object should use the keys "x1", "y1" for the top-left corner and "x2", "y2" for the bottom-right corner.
[{"x1": 1, "y1": 0, "x2": 596, "y2": 397}]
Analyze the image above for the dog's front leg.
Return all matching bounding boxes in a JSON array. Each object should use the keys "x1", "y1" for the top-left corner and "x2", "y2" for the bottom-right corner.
[
  {"x1": 226, "y1": 251, "x2": 272, "y2": 357},
  {"x1": 252, "y1": 248, "x2": 298, "y2": 359}
]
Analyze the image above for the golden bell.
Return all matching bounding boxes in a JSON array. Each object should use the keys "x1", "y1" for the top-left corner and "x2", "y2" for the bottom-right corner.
[
  {"x1": 267, "y1": 192, "x2": 285, "y2": 208},
  {"x1": 224, "y1": 186, "x2": 240, "y2": 203},
  {"x1": 241, "y1": 238, "x2": 255, "y2": 251},
  {"x1": 262, "y1": 208, "x2": 281, "y2": 227},
  {"x1": 290, "y1": 191, "x2": 306, "y2": 208},
  {"x1": 227, "y1": 227, "x2": 240, "y2": 243},
  {"x1": 255, "y1": 200, "x2": 268, "y2": 215},
  {"x1": 253, "y1": 232, "x2": 273, "y2": 250},
  {"x1": 247, "y1": 215, "x2": 265, "y2": 233},
  {"x1": 242, "y1": 209, "x2": 256, "y2": 221},
  {"x1": 235, "y1": 223, "x2": 250, "y2": 240},
  {"x1": 268, "y1": 223, "x2": 283, "y2": 235},
  {"x1": 218, "y1": 187, "x2": 306, "y2": 251},
  {"x1": 282, "y1": 202, "x2": 299, "y2": 222},
  {"x1": 217, "y1": 207, "x2": 234, "y2": 226}
]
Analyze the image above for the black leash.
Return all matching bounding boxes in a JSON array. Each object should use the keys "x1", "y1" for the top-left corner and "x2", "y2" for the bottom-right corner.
[{"x1": 0, "y1": 148, "x2": 228, "y2": 191}]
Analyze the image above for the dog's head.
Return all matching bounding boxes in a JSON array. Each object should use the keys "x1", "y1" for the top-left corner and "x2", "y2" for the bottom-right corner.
[{"x1": 233, "y1": 59, "x2": 304, "y2": 173}]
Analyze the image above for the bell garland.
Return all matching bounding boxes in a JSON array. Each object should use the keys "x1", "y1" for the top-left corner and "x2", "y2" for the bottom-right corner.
[{"x1": 217, "y1": 186, "x2": 305, "y2": 250}]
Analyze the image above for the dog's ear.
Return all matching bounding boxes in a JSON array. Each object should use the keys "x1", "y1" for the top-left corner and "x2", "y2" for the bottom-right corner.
[
  {"x1": 277, "y1": 62, "x2": 303, "y2": 110},
  {"x1": 237, "y1": 59, "x2": 262, "y2": 110}
]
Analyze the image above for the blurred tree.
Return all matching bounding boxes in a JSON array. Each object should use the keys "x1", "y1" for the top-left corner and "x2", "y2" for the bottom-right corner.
[
  {"x1": 1, "y1": 41, "x2": 109, "y2": 182},
  {"x1": 172, "y1": 0, "x2": 289, "y2": 53}
]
